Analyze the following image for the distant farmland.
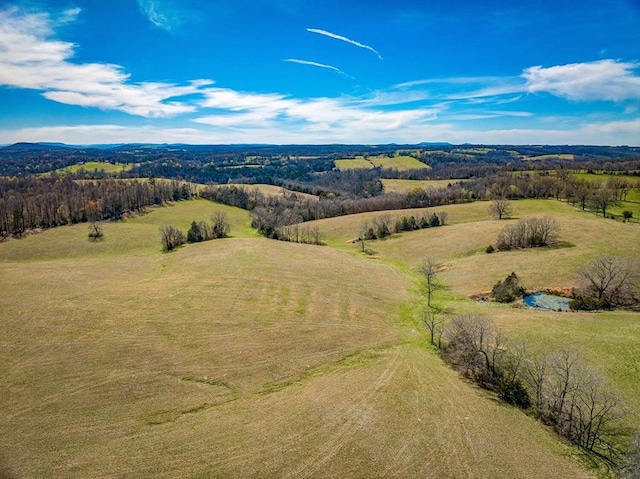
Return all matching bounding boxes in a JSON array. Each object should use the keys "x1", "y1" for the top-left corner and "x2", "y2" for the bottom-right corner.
[{"x1": 335, "y1": 155, "x2": 428, "y2": 171}]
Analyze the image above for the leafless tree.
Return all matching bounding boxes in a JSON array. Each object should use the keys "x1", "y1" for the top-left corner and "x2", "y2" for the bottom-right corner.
[
  {"x1": 525, "y1": 353, "x2": 550, "y2": 415},
  {"x1": 622, "y1": 431, "x2": 640, "y2": 479},
  {"x1": 160, "y1": 225, "x2": 185, "y2": 252},
  {"x1": 576, "y1": 256, "x2": 640, "y2": 307},
  {"x1": 210, "y1": 211, "x2": 230, "y2": 238},
  {"x1": 421, "y1": 305, "x2": 445, "y2": 348},
  {"x1": 590, "y1": 188, "x2": 620, "y2": 218},
  {"x1": 419, "y1": 257, "x2": 440, "y2": 307},
  {"x1": 443, "y1": 315, "x2": 505, "y2": 381},
  {"x1": 488, "y1": 198, "x2": 513, "y2": 219}
]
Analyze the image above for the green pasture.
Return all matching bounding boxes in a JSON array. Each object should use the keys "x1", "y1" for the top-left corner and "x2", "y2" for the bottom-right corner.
[
  {"x1": 334, "y1": 157, "x2": 374, "y2": 170},
  {"x1": 525, "y1": 154, "x2": 575, "y2": 161},
  {"x1": 1, "y1": 196, "x2": 638, "y2": 477},
  {"x1": 335, "y1": 155, "x2": 428, "y2": 171},
  {"x1": 368, "y1": 155, "x2": 429, "y2": 170},
  {"x1": 56, "y1": 161, "x2": 135, "y2": 175}
]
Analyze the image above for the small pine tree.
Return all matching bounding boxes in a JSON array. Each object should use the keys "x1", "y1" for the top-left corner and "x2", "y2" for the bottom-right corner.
[{"x1": 492, "y1": 272, "x2": 525, "y2": 303}]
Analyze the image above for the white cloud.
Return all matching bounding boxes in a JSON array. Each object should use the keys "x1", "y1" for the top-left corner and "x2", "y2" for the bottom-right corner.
[
  {"x1": 2, "y1": 118, "x2": 638, "y2": 146},
  {"x1": 523, "y1": 60, "x2": 640, "y2": 101},
  {"x1": 307, "y1": 28, "x2": 383, "y2": 60},
  {"x1": 395, "y1": 60, "x2": 640, "y2": 104},
  {"x1": 195, "y1": 87, "x2": 439, "y2": 137},
  {"x1": 0, "y1": 7, "x2": 212, "y2": 118}
]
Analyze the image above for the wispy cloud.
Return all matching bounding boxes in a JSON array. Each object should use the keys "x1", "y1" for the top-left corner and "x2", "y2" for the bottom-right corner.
[
  {"x1": 284, "y1": 58, "x2": 354, "y2": 79},
  {"x1": 307, "y1": 28, "x2": 383, "y2": 60},
  {"x1": 396, "y1": 60, "x2": 640, "y2": 104},
  {"x1": 136, "y1": 0, "x2": 187, "y2": 32},
  {"x1": 0, "y1": 6, "x2": 213, "y2": 117},
  {"x1": 195, "y1": 88, "x2": 439, "y2": 137}
]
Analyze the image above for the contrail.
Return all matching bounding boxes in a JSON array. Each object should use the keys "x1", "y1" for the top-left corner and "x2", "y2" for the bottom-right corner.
[
  {"x1": 284, "y1": 59, "x2": 354, "y2": 79},
  {"x1": 307, "y1": 28, "x2": 383, "y2": 60}
]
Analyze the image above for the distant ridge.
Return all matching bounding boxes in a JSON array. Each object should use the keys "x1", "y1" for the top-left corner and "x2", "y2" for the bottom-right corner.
[{"x1": 2, "y1": 142, "x2": 74, "y2": 150}]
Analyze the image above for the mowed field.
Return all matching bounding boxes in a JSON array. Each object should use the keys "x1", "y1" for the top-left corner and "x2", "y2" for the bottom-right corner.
[
  {"x1": 0, "y1": 197, "x2": 636, "y2": 478},
  {"x1": 335, "y1": 155, "x2": 428, "y2": 171},
  {"x1": 381, "y1": 178, "x2": 461, "y2": 193},
  {"x1": 310, "y1": 199, "x2": 640, "y2": 428},
  {"x1": 56, "y1": 161, "x2": 135, "y2": 175}
]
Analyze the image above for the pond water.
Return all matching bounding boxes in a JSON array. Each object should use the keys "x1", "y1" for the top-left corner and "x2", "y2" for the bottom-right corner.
[{"x1": 524, "y1": 292, "x2": 571, "y2": 311}]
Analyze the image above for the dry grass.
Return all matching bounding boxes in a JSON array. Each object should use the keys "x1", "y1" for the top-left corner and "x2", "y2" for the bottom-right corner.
[
  {"x1": 2, "y1": 197, "x2": 636, "y2": 477},
  {"x1": 222, "y1": 183, "x2": 320, "y2": 201},
  {"x1": 381, "y1": 178, "x2": 460, "y2": 193}
]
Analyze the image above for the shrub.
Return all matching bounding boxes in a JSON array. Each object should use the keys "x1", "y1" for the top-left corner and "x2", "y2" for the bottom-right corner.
[
  {"x1": 160, "y1": 225, "x2": 185, "y2": 252},
  {"x1": 498, "y1": 379, "x2": 531, "y2": 409},
  {"x1": 486, "y1": 245, "x2": 495, "y2": 254},
  {"x1": 492, "y1": 272, "x2": 525, "y2": 303}
]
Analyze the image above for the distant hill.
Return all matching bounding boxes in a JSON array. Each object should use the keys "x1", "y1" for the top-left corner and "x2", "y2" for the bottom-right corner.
[{"x1": 1, "y1": 142, "x2": 74, "y2": 150}]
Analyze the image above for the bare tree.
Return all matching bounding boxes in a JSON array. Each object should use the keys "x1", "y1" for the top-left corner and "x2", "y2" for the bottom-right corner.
[
  {"x1": 160, "y1": 225, "x2": 185, "y2": 252},
  {"x1": 421, "y1": 305, "x2": 445, "y2": 348},
  {"x1": 576, "y1": 256, "x2": 640, "y2": 308},
  {"x1": 622, "y1": 431, "x2": 640, "y2": 479},
  {"x1": 488, "y1": 198, "x2": 513, "y2": 219},
  {"x1": 419, "y1": 257, "x2": 440, "y2": 307},
  {"x1": 210, "y1": 211, "x2": 231, "y2": 239},
  {"x1": 590, "y1": 188, "x2": 620, "y2": 218},
  {"x1": 86, "y1": 200, "x2": 104, "y2": 241},
  {"x1": 525, "y1": 353, "x2": 550, "y2": 415}
]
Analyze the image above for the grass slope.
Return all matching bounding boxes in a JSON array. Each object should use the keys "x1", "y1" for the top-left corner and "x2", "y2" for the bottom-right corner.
[
  {"x1": 311, "y1": 198, "x2": 640, "y2": 430},
  {"x1": 0, "y1": 198, "x2": 598, "y2": 478}
]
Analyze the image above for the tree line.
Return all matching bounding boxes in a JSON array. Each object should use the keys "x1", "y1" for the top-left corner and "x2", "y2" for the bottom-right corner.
[{"x1": 0, "y1": 176, "x2": 194, "y2": 238}]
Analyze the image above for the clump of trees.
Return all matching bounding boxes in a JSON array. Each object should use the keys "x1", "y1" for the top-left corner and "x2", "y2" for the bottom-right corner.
[
  {"x1": 492, "y1": 272, "x2": 525, "y2": 303},
  {"x1": 396, "y1": 211, "x2": 448, "y2": 231},
  {"x1": 570, "y1": 257, "x2": 640, "y2": 310},
  {"x1": 186, "y1": 212, "x2": 231, "y2": 243},
  {"x1": 496, "y1": 216, "x2": 560, "y2": 250},
  {"x1": 161, "y1": 212, "x2": 231, "y2": 252},
  {"x1": 359, "y1": 211, "x2": 448, "y2": 244},
  {"x1": 437, "y1": 315, "x2": 625, "y2": 459},
  {"x1": 160, "y1": 225, "x2": 185, "y2": 252}
]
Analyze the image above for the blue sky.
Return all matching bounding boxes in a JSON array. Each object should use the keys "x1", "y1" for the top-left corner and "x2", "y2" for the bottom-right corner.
[{"x1": 0, "y1": 0, "x2": 639, "y2": 145}]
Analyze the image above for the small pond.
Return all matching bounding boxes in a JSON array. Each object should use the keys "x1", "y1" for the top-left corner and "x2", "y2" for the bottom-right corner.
[{"x1": 524, "y1": 293, "x2": 571, "y2": 311}]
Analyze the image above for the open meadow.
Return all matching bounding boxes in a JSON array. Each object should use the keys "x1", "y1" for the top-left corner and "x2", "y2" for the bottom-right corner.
[
  {"x1": 1, "y1": 197, "x2": 638, "y2": 478},
  {"x1": 335, "y1": 155, "x2": 428, "y2": 171}
]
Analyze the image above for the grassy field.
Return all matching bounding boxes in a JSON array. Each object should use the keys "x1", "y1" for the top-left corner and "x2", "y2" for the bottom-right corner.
[
  {"x1": 334, "y1": 158, "x2": 374, "y2": 170},
  {"x1": 335, "y1": 155, "x2": 428, "y2": 171},
  {"x1": 55, "y1": 161, "x2": 135, "y2": 175},
  {"x1": 381, "y1": 178, "x2": 461, "y2": 193},
  {"x1": 222, "y1": 183, "x2": 320, "y2": 201},
  {"x1": 1, "y1": 197, "x2": 638, "y2": 477},
  {"x1": 310, "y1": 199, "x2": 640, "y2": 427},
  {"x1": 525, "y1": 154, "x2": 575, "y2": 161}
]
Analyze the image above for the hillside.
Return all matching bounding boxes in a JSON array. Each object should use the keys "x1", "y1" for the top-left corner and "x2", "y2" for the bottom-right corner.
[{"x1": 0, "y1": 199, "x2": 606, "y2": 478}]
